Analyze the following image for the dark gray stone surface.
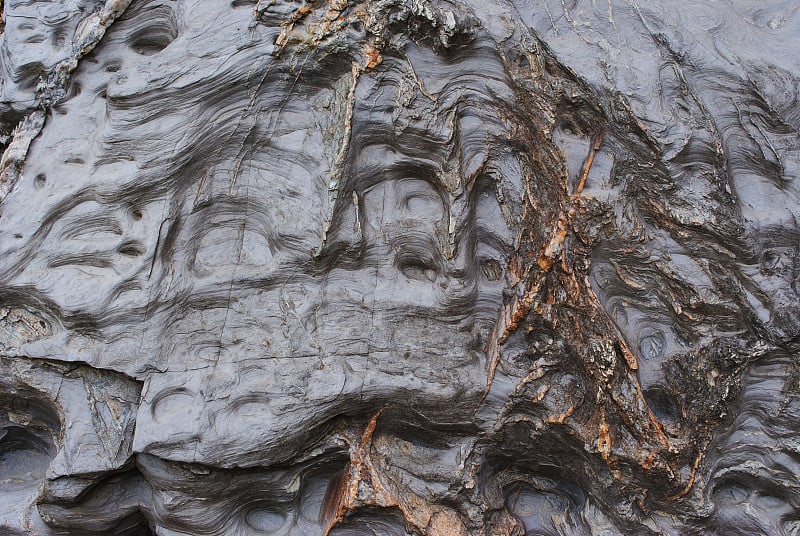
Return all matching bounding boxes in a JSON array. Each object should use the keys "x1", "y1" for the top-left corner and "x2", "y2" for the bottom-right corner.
[{"x1": 0, "y1": 0, "x2": 798, "y2": 534}]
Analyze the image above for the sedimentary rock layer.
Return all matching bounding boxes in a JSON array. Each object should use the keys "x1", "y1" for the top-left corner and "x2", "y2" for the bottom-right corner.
[{"x1": 0, "y1": 1, "x2": 798, "y2": 534}]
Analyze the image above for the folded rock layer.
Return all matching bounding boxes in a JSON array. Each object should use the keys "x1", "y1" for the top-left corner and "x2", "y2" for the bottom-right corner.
[{"x1": 0, "y1": 1, "x2": 798, "y2": 534}]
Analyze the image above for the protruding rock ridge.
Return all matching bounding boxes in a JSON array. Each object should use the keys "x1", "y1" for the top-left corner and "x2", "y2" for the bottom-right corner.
[{"x1": 0, "y1": 1, "x2": 798, "y2": 534}]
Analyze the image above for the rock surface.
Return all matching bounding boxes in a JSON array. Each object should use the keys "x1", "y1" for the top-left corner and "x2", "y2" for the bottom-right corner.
[{"x1": 0, "y1": 0, "x2": 798, "y2": 534}]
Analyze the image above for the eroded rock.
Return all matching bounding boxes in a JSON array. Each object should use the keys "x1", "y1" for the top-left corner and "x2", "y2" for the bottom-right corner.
[{"x1": 0, "y1": 1, "x2": 798, "y2": 534}]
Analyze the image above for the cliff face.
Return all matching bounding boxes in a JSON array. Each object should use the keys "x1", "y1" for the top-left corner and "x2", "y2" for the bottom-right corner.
[{"x1": 0, "y1": 1, "x2": 798, "y2": 534}]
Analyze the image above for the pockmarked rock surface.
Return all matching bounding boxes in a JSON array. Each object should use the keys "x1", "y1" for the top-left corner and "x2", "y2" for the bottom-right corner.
[{"x1": 0, "y1": 1, "x2": 798, "y2": 534}]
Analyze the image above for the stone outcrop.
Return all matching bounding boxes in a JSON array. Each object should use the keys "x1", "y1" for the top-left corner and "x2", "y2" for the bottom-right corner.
[{"x1": 0, "y1": 1, "x2": 798, "y2": 534}]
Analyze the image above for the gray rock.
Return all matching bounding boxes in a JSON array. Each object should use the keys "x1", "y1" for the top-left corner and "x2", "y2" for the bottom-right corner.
[{"x1": 0, "y1": 0, "x2": 798, "y2": 534}]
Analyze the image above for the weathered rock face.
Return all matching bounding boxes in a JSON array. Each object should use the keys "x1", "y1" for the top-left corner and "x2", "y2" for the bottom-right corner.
[{"x1": 0, "y1": 1, "x2": 798, "y2": 534}]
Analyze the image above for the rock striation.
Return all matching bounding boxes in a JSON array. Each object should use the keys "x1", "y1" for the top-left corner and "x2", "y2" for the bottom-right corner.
[{"x1": 0, "y1": 1, "x2": 798, "y2": 534}]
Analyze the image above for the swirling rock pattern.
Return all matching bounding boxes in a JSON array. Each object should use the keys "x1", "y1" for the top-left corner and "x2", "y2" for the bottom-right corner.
[{"x1": 0, "y1": 0, "x2": 798, "y2": 534}]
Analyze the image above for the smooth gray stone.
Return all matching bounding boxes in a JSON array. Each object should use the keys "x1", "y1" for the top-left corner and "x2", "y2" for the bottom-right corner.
[{"x1": 0, "y1": 0, "x2": 798, "y2": 534}]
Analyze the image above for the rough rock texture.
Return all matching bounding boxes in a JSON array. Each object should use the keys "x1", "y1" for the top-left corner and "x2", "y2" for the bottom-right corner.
[{"x1": 0, "y1": 0, "x2": 798, "y2": 534}]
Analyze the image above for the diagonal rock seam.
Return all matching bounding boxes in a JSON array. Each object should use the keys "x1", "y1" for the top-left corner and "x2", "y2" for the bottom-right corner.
[{"x1": 0, "y1": 0, "x2": 133, "y2": 204}]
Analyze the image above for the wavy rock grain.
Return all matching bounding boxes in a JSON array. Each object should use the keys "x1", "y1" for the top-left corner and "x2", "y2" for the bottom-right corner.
[{"x1": 0, "y1": 0, "x2": 798, "y2": 534}]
